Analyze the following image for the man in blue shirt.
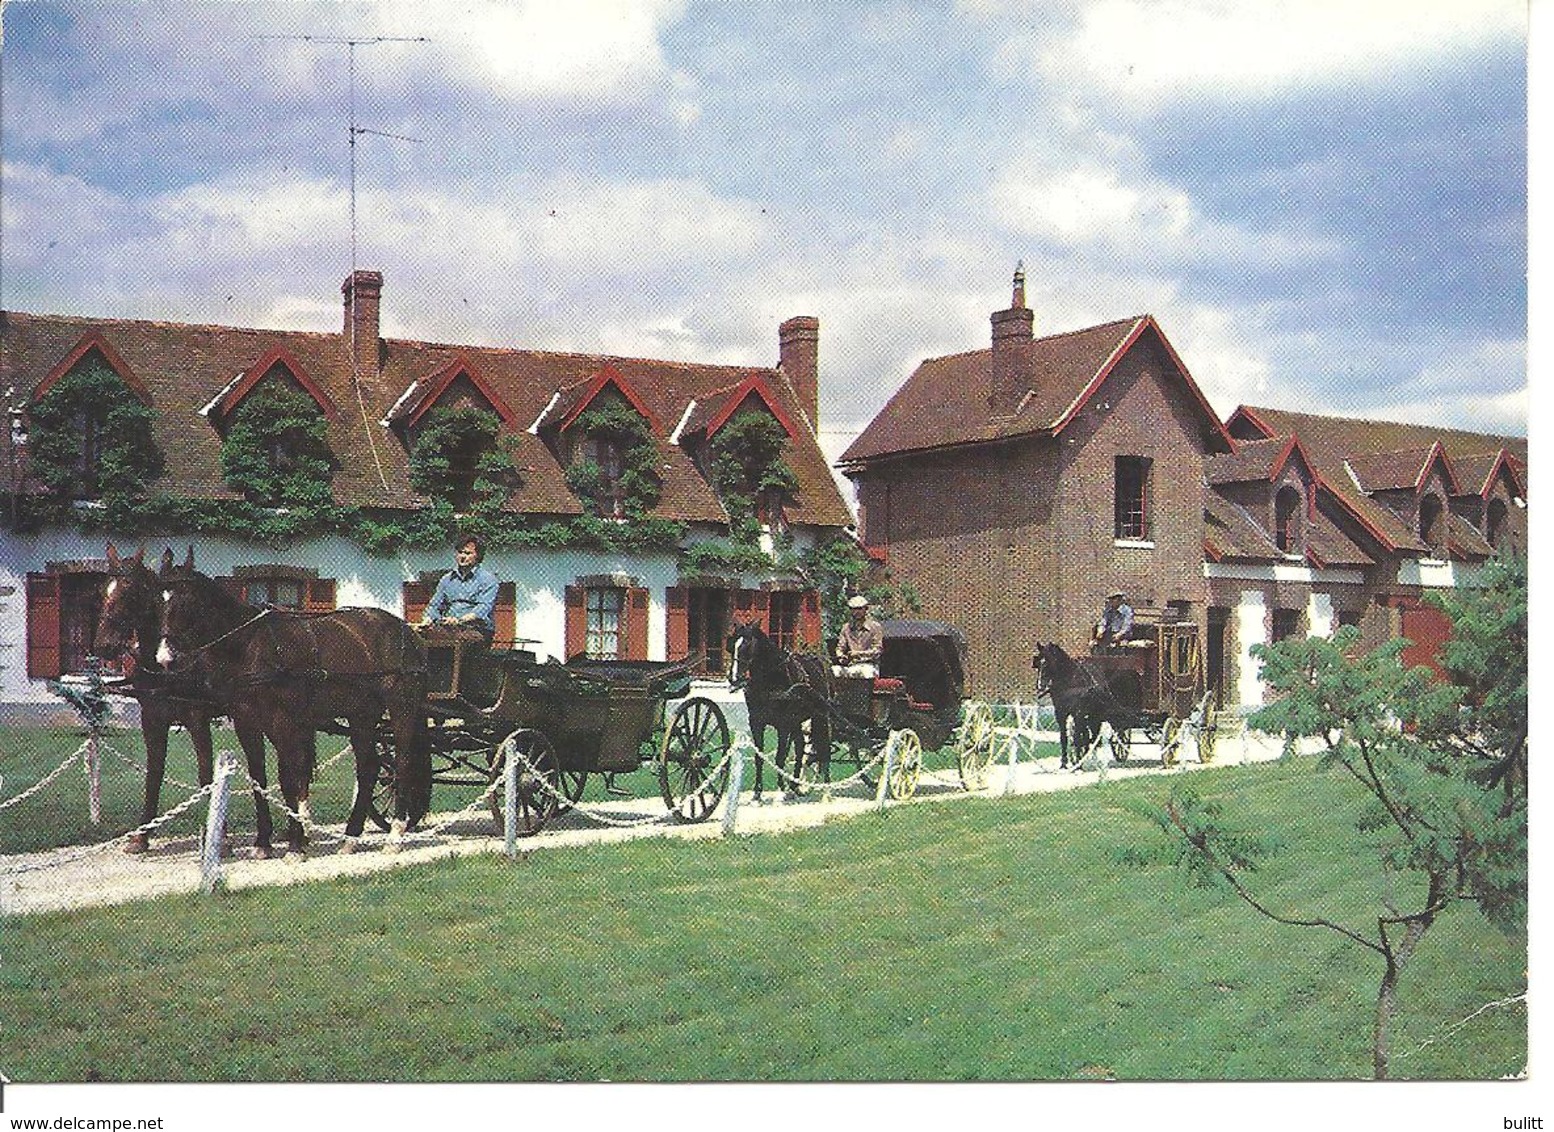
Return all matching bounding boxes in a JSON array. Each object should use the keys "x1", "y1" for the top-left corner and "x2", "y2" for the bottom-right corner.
[
  {"x1": 421, "y1": 535, "x2": 499, "y2": 641},
  {"x1": 1092, "y1": 590, "x2": 1135, "y2": 650}
]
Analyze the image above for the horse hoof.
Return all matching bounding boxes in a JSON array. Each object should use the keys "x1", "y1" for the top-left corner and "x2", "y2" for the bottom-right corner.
[
  {"x1": 338, "y1": 837, "x2": 358, "y2": 855},
  {"x1": 287, "y1": 846, "x2": 307, "y2": 862},
  {"x1": 252, "y1": 844, "x2": 274, "y2": 860},
  {"x1": 123, "y1": 834, "x2": 149, "y2": 855}
]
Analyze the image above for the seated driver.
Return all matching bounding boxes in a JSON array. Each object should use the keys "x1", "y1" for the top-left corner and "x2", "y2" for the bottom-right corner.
[
  {"x1": 1092, "y1": 589, "x2": 1135, "y2": 650},
  {"x1": 419, "y1": 534, "x2": 498, "y2": 645},
  {"x1": 833, "y1": 594, "x2": 883, "y2": 678}
]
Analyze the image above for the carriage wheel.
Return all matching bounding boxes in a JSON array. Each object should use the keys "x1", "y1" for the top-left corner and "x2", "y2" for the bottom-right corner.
[
  {"x1": 489, "y1": 729, "x2": 560, "y2": 837},
  {"x1": 368, "y1": 725, "x2": 399, "y2": 831},
  {"x1": 558, "y1": 768, "x2": 589, "y2": 812},
  {"x1": 956, "y1": 702, "x2": 996, "y2": 791},
  {"x1": 885, "y1": 728, "x2": 923, "y2": 801},
  {"x1": 1107, "y1": 724, "x2": 1131, "y2": 764},
  {"x1": 1159, "y1": 717, "x2": 1183, "y2": 768},
  {"x1": 1198, "y1": 704, "x2": 1219, "y2": 764},
  {"x1": 659, "y1": 697, "x2": 731, "y2": 823}
]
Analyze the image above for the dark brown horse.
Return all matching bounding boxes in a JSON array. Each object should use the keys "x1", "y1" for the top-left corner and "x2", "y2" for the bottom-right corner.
[
  {"x1": 158, "y1": 549, "x2": 431, "y2": 856},
  {"x1": 727, "y1": 621, "x2": 831, "y2": 800},
  {"x1": 93, "y1": 544, "x2": 227, "y2": 854},
  {"x1": 1032, "y1": 641, "x2": 1138, "y2": 767}
]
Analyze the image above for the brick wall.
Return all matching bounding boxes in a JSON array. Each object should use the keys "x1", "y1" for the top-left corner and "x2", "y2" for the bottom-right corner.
[{"x1": 856, "y1": 335, "x2": 1211, "y2": 697}]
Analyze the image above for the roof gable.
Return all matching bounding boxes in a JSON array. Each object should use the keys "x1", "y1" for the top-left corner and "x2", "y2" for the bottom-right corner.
[
  {"x1": 843, "y1": 314, "x2": 1232, "y2": 464},
  {"x1": 200, "y1": 345, "x2": 339, "y2": 423},
  {"x1": 388, "y1": 354, "x2": 520, "y2": 430},
  {"x1": 675, "y1": 374, "x2": 799, "y2": 443},
  {"x1": 1206, "y1": 434, "x2": 1317, "y2": 486},
  {"x1": 541, "y1": 364, "x2": 662, "y2": 435},
  {"x1": 1453, "y1": 448, "x2": 1524, "y2": 500},
  {"x1": 33, "y1": 332, "x2": 152, "y2": 405},
  {"x1": 1346, "y1": 441, "x2": 1460, "y2": 495}
]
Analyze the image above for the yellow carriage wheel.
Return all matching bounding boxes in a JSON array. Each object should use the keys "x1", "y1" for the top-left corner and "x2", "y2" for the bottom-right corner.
[
  {"x1": 1160, "y1": 717, "x2": 1182, "y2": 767},
  {"x1": 885, "y1": 728, "x2": 923, "y2": 801},
  {"x1": 956, "y1": 701, "x2": 996, "y2": 791}
]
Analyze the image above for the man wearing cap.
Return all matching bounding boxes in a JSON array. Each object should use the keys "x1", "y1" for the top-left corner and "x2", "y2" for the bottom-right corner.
[
  {"x1": 834, "y1": 595, "x2": 884, "y2": 678},
  {"x1": 1093, "y1": 590, "x2": 1135, "y2": 650}
]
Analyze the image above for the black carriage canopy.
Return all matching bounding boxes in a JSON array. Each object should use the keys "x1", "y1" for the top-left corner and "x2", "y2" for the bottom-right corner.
[{"x1": 878, "y1": 620, "x2": 968, "y2": 710}]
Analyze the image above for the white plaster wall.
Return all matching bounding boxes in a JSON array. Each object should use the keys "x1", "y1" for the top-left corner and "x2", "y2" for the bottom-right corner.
[
  {"x1": 0, "y1": 525, "x2": 826, "y2": 706},
  {"x1": 1306, "y1": 591, "x2": 1335, "y2": 639},
  {"x1": 1396, "y1": 559, "x2": 1484, "y2": 589},
  {"x1": 1236, "y1": 588, "x2": 1267, "y2": 709}
]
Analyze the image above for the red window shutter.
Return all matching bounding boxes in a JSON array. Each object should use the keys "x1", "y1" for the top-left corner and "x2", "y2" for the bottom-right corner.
[
  {"x1": 494, "y1": 582, "x2": 517, "y2": 650},
  {"x1": 564, "y1": 585, "x2": 586, "y2": 660},
  {"x1": 666, "y1": 586, "x2": 689, "y2": 660},
  {"x1": 625, "y1": 586, "x2": 650, "y2": 661},
  {"x1": 304, "y1": 578, "x2": 337, "y2": 613},
  {"x1": 799, "y1": 589, "x2": 822, "y2": 649},
  {"x1": 26, "y1": 573, "x2": 62, "y2": 679},
  {"x1": 403, "y1": 581, "x2": 431, "y2": 627}
]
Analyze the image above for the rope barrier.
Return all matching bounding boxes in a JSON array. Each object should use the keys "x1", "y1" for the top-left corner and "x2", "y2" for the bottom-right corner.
[
  {"x1": 0, "y1": 780, "x2": 217, "y2": 876},
  {"x1": 0, "y1": 745, "x2": 86, "y2": 810}
]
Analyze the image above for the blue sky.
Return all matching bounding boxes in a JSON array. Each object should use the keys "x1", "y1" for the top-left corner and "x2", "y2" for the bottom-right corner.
[{"x1": 1, "y1": 0, "x2": 1529, "y2": 463}]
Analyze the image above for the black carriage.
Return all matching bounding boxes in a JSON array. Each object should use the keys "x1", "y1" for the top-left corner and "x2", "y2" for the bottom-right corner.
[
  {"x1": 376, "y1": 638, "x2": 732, "y2": 837},
  {"x1": 822, "y1": 620, "x2": 991, "y2": 796},
  {"x1": 1082, "y1": 618, "x2": 1218, "y2": 764}
]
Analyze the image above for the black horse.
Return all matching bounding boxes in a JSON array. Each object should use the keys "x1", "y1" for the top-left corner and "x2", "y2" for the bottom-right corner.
[
  {"x1": 93, "y1": 544, "x2": 227, "y2": 854},
  {"x1": 158, "y1": 549, "x2": 431, "y2": 856},
  {"x1": 1032, "y1": 642, "x2": 1137, "y2": 768},
  {"x1": 726, "y1": 621, "x2": 832, "y2": 800}
]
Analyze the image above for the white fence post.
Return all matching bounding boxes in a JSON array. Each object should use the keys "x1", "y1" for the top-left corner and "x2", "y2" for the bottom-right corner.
[
  {"x1": 84, "y1": 729, "x2": 102, "y2": 825},
  {"x1": 721, "y1": 742, "x2": 745, "y2": 837},
  {"x1": 504, "y1": 745, "x2": 520, "y2": 860},
  {"x1": 875, "y1": 737, "x2": 896, "y2": 811},
  {"x1": 201, "y1": 750, "x2": 237, "y2": 894},
  {"x1": 1003, "y1": 730, "x2": 1021, "y2": 796}
]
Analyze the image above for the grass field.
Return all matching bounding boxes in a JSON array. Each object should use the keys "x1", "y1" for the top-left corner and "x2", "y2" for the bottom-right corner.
[{"x1": 0, "y1": 755, "x2": 1525, "y2": 1082}]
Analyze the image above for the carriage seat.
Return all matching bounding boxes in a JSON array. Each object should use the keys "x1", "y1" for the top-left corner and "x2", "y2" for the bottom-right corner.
[{"x1": 873, "y1": 677, "x2": 936, "y2": 713}]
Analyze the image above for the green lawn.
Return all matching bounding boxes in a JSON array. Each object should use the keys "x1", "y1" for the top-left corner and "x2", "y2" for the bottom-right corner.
[{"x1": 0, "y1": 756, "x2": 1525, "y2": 1081}]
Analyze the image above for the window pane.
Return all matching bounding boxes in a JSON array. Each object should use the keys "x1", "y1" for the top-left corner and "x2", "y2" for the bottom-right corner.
[
  {"x1": 1114, "y1": 456, "x2": 1150, "y2": 539},
  {"x1": 586, "y1": 588, "x2": 623, "y2": 659}
]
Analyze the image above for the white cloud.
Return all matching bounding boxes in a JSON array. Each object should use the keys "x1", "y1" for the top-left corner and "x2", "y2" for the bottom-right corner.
[
  {"x1": 996, "y1": 0, "x2": 1524, "y2": 98},
  {"x1": 988, "y1": 160, "x2": 1340, "y2": 269}
]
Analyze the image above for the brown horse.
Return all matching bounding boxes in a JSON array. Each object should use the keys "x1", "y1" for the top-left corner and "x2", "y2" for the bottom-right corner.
[
  {"x1": 727, "y1": 621, "x2": 831, "y2": 800},
  {"x1": 93, "y1": 544, "x2": 233, "y2": 853},
  {"x1": 158, "y1": 549, "x2": 431, "y2": 856},
  {"x1": 1032, "y1": 641, "x2": 1139, "y2": 767}
]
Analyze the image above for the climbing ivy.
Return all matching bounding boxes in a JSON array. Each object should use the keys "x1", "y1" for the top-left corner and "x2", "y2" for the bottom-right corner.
[
  {"x1": 707, "y1": 409, "x2": 799, "y2": 546},
  {"x1": 408, "y1": 405, "x2": 523, "y2": 516},
  {"x1": 799, "y1": 535, "x2": 922, "y2": 642},
  {"x1": 562, "y1": 400, "x2": 662, "y2": 519},
  {"x1": 20, "y1": 362, "x2": 164, "y2": 523},
  {"x1": 219, "y1": 382, "x2": 339, "y2": 508}
]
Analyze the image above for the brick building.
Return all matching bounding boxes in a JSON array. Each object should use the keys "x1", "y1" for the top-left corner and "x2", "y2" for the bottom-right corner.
[
  {"x1": 840, "y1": 271, "x2": 1526, "y2": 706},
  {"x1": 0, "y1": 272, "x2": 853, "y2": 710}
]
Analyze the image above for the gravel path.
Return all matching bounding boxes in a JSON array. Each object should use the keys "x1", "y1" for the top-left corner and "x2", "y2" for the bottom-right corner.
[{"x1": 1, "y1": 726, "x2": 1290, "y2": 918}]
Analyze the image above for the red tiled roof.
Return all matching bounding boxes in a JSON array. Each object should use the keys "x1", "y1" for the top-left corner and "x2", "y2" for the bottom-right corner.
[
  {"x1": 1205, "y1": 435, "x2": 1316, "y2": 486},
  {"x1": 1227, "y1": 405, "x2": 1527, "y2": 555},
  {"x1": 0, "y1": 305, "x2": 853, "y2": 529},
  {"x1": 841, "y1": 315, "x2": 1233, "y2": 464},
  {"x1": 205, "y1": 345, "x2": 340, "y2": 422},
  {"x1": 677, "y1": 375, "x2": 800, "y2": 442},
  {"x1": 1345, "y1": 442, "x2": 1460, "y2": 494}
]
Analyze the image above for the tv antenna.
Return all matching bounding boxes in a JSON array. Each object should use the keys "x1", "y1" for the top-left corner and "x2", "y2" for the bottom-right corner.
[
  {"x1": 259, "y1": 33, "x2": 429, "y2": 498},
  {"x1": 258, "y1": 34, "x2": 428, "y2": 277}
]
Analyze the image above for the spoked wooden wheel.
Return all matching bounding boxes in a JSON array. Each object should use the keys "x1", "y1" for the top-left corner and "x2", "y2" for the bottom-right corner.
[
  {"x1": 1198, "y1": 704, "x2": 1219, "y2": 764},
  {"x1": 956, "y1": 702, "x2": 996, "y2": 791},
  {"x1": 490, "y1": 729, "x2": 561, "y2": 837},
  {"x1": 885, "y1": 728, "x2": 923, "y2": 801},
  {"x1": 1108, "y1": 723, "x2": 1132, "y2": 764},
  {"x1": 659, "y1": 697, "x2": 731, "y2": 822},
  {"x1": 368, "y1": 724, "x2": 398, "y2": 831},
  {"x1": 1159, "y1": 717, "x2": 1183, "y2": 768},
  {"x1": 558, "y1": 768, "x2": 589, "y2": 812}
]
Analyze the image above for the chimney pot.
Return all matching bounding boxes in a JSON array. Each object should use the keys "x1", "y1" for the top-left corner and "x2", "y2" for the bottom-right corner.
[
  {"x1": 779, "y1": 315, "x2": 820, "y2": 434},
  {"x1": 342, "y1": 270, "x2": 384, "y2": 379},
  {"x1": 989, "y1": 264, "x2": 1034, "y2": 417}
]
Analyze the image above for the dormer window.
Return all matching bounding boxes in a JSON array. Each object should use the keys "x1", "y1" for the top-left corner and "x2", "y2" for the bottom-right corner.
[
  {"x1": 757, "y1": 485, "x2": 789, "y2": 534},
  {"x1": 1419, "y1": 495, "x2": 1445, "y2": 556},
  {"x1": 1486, "y1": 497, "x2": 1509, "y2": 550},
  {"x1": 1274, "y1": 486, "x2": 1302, "y2": 553},
  {"x1": 579, "y1": 434, "x2": 627, "y2": 519}
]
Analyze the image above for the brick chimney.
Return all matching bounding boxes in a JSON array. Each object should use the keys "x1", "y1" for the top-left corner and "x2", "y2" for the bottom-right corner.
[
  {"x1": 342, "y1": 270, "x2": 383, "y2": 379},
  {"x1": 779, "y1": 315, "x2": 820, "y2": 434},
  {"x1": 988, "y1": 263, "x2": 1034, "y2": 418}
]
